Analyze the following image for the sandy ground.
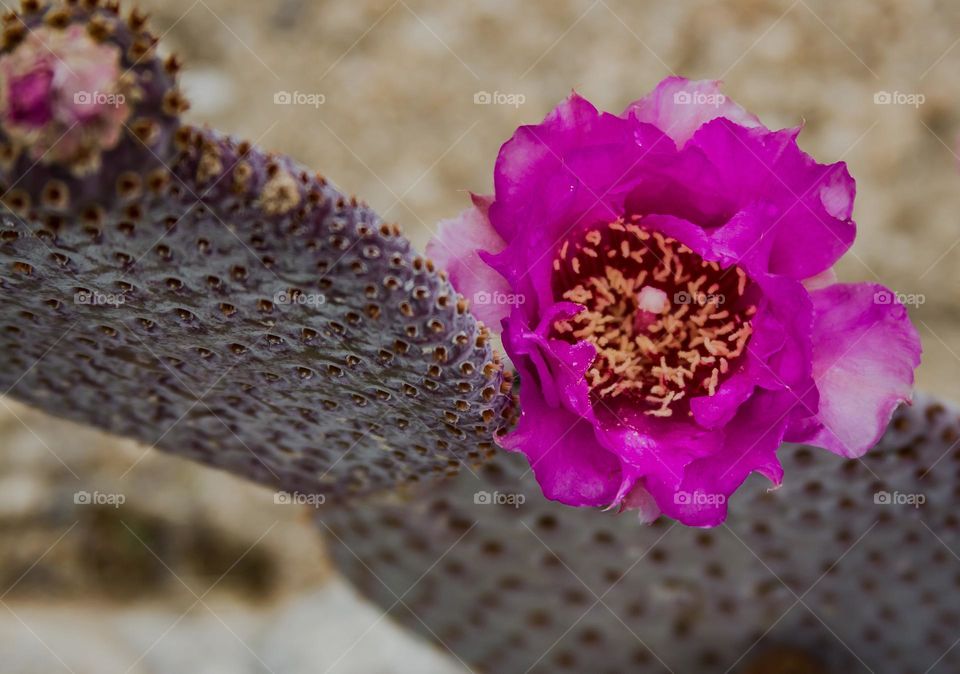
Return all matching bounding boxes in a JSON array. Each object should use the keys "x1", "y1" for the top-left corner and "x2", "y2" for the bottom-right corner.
[
  {"x1": 0, "y1": 400, "x2": 462, "y2": 673},
  {"x1": 3, "y1": 0, "x2": 960, "y2": 672}
]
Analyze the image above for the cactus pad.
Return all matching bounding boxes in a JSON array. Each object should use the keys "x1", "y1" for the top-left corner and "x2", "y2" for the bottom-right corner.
[
  {"x1": 0, "y1": 1, "x2": 513, "y2": 501},
  {"x1": 322, "y1": 396, "x2": 960, "y2": 673}
]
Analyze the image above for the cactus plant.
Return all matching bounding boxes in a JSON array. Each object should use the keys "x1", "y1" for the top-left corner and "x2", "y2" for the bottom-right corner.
[{"x1": 0, "y1": 3, "x2": 948, "y2": 674}]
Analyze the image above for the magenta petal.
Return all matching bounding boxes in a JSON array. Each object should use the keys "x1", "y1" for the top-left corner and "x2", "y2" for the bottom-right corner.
[
  {"x1": 595, "y1": 410, "x2": 716, "y2": 499},
  {"x1": 503, "y1": 302, "x2": 594, "y2": 412},
  {"x1": 684, "y1": 120, "x2": 856, "y2": 279},
  {"x1": 485, "y1": 94, "x2": 675, "y2": 320},
  {"x1": 803, "y1": 283, "x2": 921, "y2": 458},
  {"x1": 544, "y1": 336, "x2": 597, "y2": 419},
  {"x1": 751, "y1": 274, "x2": 815, "y2": 389},
  {"x1": 653, "y1": 392, "x2": 790, "y2": 527},
  {"x1": 689, "y1": 374, "x2": 757, "y2": 429},
  {"x1": 426, "y1": 202, "x2": 513, "y2": 331},
  {"x1": 625, "y1": 76, "x2": 762, "y2": 148},
  {"x1": 490, "y1": 93, "x2": 622, "y2": 242},
  {"x1": 500, "y1": 381, "x2": 621, "y2": 507}
]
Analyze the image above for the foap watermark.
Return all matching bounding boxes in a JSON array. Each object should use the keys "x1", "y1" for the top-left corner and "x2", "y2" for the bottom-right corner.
[
  {"x1": 873, "y1": 91, "x2": 925, "y2": 109},
  {"x1": 473, "y1": 290, "x2": 525, "y2": 307},
  {"x1": 74, "y1": 490, "x2": 125, "y2": 508},
  {"x1": 874, "y1": 490, "x2": 925, "y2": 508},
  {"x1": 274, "y1": 289, "x2": 326, "y2": 307},
  {"x1": 873, "y1": 289, "x2": 925, "y2": 307},
  {"x1": 474, "y1": 90, "x2": 526, "y2": 108},
  {"x1": 674, "y1": 490, "x2": 726, "y2": 506},
  {"x1": 74, "y1": 290, "x2": 125, "y2": 307},
  {"x1": 274, "y1": 491, "x2": 326, "y2": 508},
  {"x1": 673, "y1": 290, "x2": 725, "y2": 306},
  {"x1": 673, "y1": 90, "x2": 726, "y2": 108},
  {"x1": 274, "y1": 90, "x2": 326, "y2": 109},
  {"x1": 474, "y1": 490, "x2": 525, "y2": 508},
  {"x1": 74, "y1": 90, "x2": 125, "y2": 108}
]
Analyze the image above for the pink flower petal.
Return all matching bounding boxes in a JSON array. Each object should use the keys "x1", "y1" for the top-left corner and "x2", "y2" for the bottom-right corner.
[
  {"x1": 619, "y1": 482, "x2": 661, "y2": 524},
  {"x1": 426, "y1": 201, "x2": 513, "y2": 332},
  {"x1": 499, "y1": 371, "x2": 621, "y2": 508},
  {"x1": 625, "y1": 77, "x2": 762, "y2": 148},
  {"x1": 683, "y1": 120, "x2": 857, "y2": 280},
  {"x1": 803, "y1": 283, "x2": 921, "y2": 458}
]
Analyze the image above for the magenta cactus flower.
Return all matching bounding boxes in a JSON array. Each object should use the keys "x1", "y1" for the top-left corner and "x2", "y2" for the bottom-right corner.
[{"x1": 428, "y1": 77, "x2": 922, "y2": 526}]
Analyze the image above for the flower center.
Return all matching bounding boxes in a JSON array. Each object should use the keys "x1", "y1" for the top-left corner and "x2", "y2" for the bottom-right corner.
[{"x1": 551, "y1": 217, "x2": 756, "y2": 418}]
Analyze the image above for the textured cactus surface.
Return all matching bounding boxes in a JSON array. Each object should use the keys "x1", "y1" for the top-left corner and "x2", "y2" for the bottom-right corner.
[
  {"x1": 322, "y1": 395, "x2": 960, "y2": 674},
  {"x1": 0, "y1": 1, "x2": 513, "y2": 502}
]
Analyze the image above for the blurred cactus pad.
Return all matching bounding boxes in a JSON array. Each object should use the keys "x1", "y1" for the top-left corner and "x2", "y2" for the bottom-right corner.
[
  {"x1": 0, "y1": 3, "x2": 954, "y2": 674},
  {"x1": 323, "y1": 396, "x2": 960, "y2": 673}
]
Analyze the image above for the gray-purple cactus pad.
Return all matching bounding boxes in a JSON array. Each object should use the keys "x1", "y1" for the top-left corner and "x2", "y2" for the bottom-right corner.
[
  {"x1": 322, "y1": 395, "x2": 960, "y2": 673},
  {"x1": 0, "y1": 2, "x2": 513, "y2": 502}
]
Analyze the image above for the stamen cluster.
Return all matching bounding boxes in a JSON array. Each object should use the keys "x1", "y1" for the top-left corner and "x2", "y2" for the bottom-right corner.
[{"x1": 552, "y1": 217, "x2": 754, "y2": 417}]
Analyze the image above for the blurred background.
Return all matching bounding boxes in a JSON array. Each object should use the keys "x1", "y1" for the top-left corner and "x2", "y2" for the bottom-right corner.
[{"x1": 2, "y1": 0, "x2": 959, "y2": 671}]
